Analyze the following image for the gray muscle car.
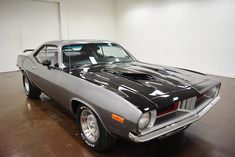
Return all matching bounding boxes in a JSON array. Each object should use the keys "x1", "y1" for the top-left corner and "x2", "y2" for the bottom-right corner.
[{"x1": 17, "y1": 40, "x2": 221, "y2": 151}]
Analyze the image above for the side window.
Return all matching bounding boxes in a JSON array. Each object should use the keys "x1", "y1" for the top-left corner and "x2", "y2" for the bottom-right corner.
[
  {"x1": 97, "y1": 45, "x2": 127, "y2": 58},
  {"x1": 103, "y1": 46, "x2": 126, "y2": 57},
  {"x1": 35, "y1": 46, "x2": 47, "y2": 63},
  {"x1": 35, "y1": 45, "x2": 58, "y2": 67},
  {"x1": 45, "y1": 45, "x2": 58, "y2": 67}
]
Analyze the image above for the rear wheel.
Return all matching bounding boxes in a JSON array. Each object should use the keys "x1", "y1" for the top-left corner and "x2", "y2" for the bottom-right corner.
[
  {"x1": 23, "y1": 73, "x2": 41, "y2": 98},
  {"x1": 77, "y1": 106, "x2": 116, "y2": 151}
]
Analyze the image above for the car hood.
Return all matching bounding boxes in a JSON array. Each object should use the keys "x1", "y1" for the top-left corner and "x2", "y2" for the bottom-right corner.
[{"x1": 69, "y1": 61, "x2": 218, "y2": 111}]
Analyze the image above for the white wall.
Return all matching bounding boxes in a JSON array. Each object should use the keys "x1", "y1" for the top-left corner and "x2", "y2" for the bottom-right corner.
[
  {"x1": 0, "y1": 0, "x2": 116, "y2": 73},
  {"x1": 19, "y1": 0, "x2": 61, "y2": 49},
  {"x1": 61, "y1": 0, "x2": 116, "y2": 40},
  {"x1": 116, "y1": 0, "x2": 235, "y2": 78},
  {"x1": 0, "y1": 0, "x2": 22, "y2": 72}
]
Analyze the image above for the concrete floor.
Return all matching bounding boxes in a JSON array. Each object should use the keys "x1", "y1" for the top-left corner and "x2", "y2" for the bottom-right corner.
[{"x1": 0, "y1": 71, "x2": 235, "y2": 157}]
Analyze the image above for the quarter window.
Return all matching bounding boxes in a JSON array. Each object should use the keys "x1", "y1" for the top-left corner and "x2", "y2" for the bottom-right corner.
[
  {"x1": 35, "y1": 45, "x2": 59, "y2": 67},
  {"x1": 35, "y1": 46, "x2": 47, "y2": 63}
]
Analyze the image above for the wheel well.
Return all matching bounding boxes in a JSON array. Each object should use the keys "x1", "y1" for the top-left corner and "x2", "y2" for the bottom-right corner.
[
  {"x1": 71, "y1": 100, "x2": 83, "y2": 114},
  {"x1": 70, "y1": 99, "x2": 116, "y2": 139}
]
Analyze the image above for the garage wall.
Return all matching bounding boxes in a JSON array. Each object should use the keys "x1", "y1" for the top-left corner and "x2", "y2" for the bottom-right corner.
[
  {"x1": 19, "y1": 0, "x2": 61, "y2": 50},
  {"x1": 60, "y1": 0, "x2": 116, "y2": 40},
  {"x1": 0, "y1": 0, "x2": 22, "y2": 73},
  {"x1": 0, "y1": 0, "x2": 116, "y2": 73},
  {"x1": 116, "y1": 0, "x2": 235, "y2": 78}
]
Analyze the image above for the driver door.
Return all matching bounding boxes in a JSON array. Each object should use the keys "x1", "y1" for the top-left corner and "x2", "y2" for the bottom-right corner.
[{"x1": 30, "y1": 44, "x2": 61, "y2": 98}]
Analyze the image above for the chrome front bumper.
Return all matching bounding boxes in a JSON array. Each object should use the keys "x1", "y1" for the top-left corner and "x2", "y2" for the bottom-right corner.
[{"x1": 129, "y1": 96, "x2": 220, "y2": 142}]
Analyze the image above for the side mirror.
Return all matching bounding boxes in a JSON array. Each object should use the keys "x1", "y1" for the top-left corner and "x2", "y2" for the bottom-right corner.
[{"x1": 42, "y1": 60, "x2": 51, "y2": 67}]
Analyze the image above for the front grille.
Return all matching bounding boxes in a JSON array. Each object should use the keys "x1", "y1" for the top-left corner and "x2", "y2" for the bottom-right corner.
[
  {"x1": 158, "y1": 102, "x2": 179, "y2": 116},
  {"x1": 179, "y1": 96, "x2": 197, "y2": 110},
  {"x1": 157, "y1": 95, "x2": 208, "y2": 117},
  {"x1": 195, "y1": 95, "x2": 211, "y2": 108}
]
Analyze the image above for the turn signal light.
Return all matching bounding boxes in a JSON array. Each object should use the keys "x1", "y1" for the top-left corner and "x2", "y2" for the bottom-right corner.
[{"x1": 112, "y1": 114, "x2": 125, "y2": 123}]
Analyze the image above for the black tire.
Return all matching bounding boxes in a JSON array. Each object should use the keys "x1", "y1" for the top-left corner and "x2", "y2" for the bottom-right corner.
[
  {"x1": 77, "y1": 106, "x2": 116, "y2": 151},
  {"x1": 23, "y1": 73, "x2": 41, "y2": 98}
]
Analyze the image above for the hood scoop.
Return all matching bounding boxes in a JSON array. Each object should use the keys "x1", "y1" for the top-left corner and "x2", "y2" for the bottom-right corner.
[
  {"x1": 105, "y1": 69, "x2": 154, "y2": 80},
  {"x1": 104, "y1": 66, "x2": 157, "y2": 81},
  {"x1": 120, "y1": 73, "x2": 154, "y2": 80}
]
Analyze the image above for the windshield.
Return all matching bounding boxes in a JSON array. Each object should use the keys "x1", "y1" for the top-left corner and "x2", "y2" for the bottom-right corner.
[{"x1": 62, "y1": 43, "x2": 134, "y2": 67}]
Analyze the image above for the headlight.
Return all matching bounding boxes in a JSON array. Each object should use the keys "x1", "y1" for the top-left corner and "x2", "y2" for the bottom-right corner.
[
  {"x1": 138, "y1": 112, "x2": 150, "y2": 130},
  {"x1": 205, "y1": 86, "x2": 220, "y2": 98},
  {"x1": 138, "y1": 110, "x2": 157, "y2": 131}
]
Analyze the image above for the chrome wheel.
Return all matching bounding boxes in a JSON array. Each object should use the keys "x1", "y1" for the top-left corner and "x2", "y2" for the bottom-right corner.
[
  {"x1": 24, "y1": 75, "x2": 30, "y2": 94},
  {"x1": 80, "y1": 107, "x2": 100, "y2": 143}
]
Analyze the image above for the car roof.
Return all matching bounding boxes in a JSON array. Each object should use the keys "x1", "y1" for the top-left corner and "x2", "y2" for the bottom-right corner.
[{"x1": 43, "y1": 39, "x2": 117, "y2": 46}]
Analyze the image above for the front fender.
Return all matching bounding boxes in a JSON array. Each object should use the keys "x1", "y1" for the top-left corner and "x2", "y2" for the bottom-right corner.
[{"x1": 66, "y1": 79, "x2": 143, "y2": 139}]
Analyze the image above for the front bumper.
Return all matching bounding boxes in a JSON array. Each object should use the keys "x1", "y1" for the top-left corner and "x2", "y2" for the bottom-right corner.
[{"x1": 129, "y1": 95, "x2": 220, "y2": 142}]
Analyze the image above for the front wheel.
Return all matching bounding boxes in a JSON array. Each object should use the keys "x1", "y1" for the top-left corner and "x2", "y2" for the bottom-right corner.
[
  {"x1": 77, "y1": 106, "x2": 116, "y2": 151},
  {"x1": 23, "y1": 73, "x2": 41, "y2": 98}
]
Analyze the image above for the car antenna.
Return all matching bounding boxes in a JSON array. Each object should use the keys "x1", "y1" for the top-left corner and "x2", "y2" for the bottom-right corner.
[{"x1": 66, "y1": 8, "x2": 72, "y2": 75}]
